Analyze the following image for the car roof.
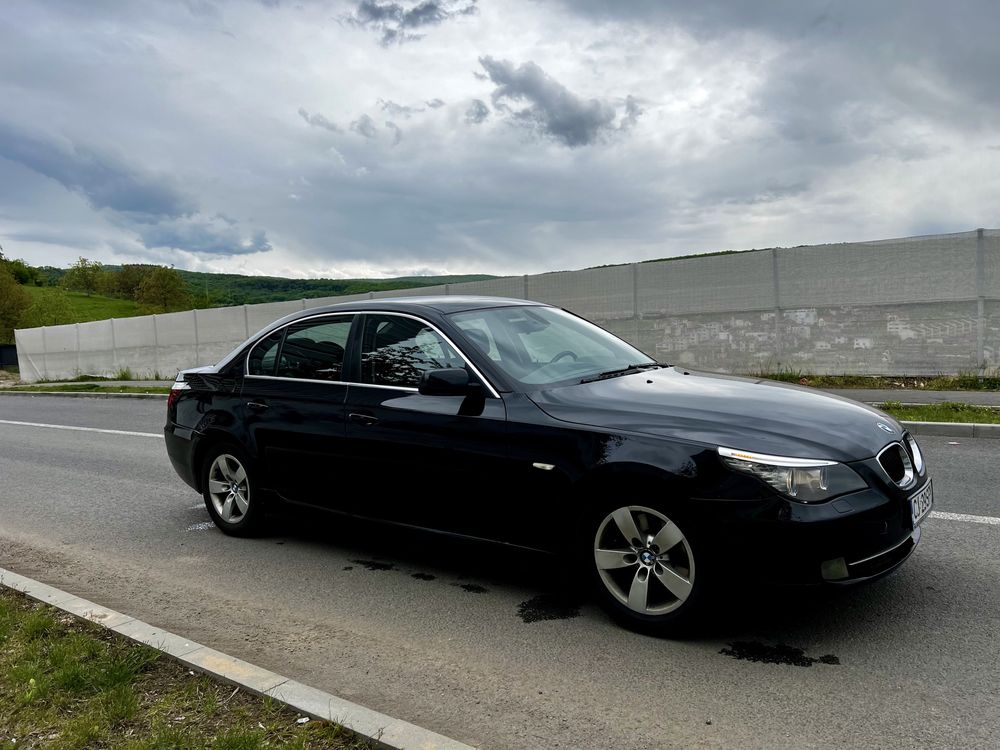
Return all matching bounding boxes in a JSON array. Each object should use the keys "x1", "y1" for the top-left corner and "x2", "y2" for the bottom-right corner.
[{"x1": 294, "y1": 295, "x2": 547, "y2": 317}]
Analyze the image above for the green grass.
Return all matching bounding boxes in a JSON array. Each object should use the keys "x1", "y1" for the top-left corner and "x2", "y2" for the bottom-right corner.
[
  {"x1": 24, "y1": 286, "x2": 144, "y2": 322},
  {"x1": 878, "y1": 401, "x2": 1000, "y2": 424},
  {"x1": 0, "y1": 587, "x2": 367, "y2": 749},
  {"x1": 748, "y1": 369, "x2": 1000, "y2": 391},
  {"x1": 7, "y1": 384, "x2": 170, "y2": 394}
]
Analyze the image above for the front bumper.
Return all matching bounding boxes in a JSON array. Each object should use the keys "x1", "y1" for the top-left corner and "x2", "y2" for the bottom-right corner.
[{"x1": 707, "y1": 477, "x2": 930, "y2": 586}]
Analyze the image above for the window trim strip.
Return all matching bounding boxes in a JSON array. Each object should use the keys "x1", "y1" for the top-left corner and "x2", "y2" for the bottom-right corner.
[{"x1": 244, "y1": 310, "x2": 501, "y2": 399}]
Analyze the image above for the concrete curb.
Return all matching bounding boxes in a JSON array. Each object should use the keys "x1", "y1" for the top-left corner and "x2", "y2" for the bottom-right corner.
[
  {"x1": 0, "y1": 390, "x2": 167, "y2": 399},
  {"x1": 901, "y1": 420, "x2": 1000, "y2": 439},
  {"x1": 0, "y1": 566, "x2": 476, "y2": 750}
]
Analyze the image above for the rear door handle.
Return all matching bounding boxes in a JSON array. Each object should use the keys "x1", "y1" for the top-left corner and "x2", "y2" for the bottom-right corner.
[
  {"x1": 246, "y1": 401, "x2": 269, "y2": 411},
  {"x1": 349, "y1": 412, "x2": 379, "y2": 426}
]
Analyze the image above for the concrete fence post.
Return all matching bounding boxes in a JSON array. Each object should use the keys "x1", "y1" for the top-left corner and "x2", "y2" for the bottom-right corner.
[
  {"x1": 976, "y1": 228, "x2": 986, "y2": 375},
  {"x1": 153, "y1": 315, "x2": 160, "y2": 377},
  {"x1": 110, "y1": 318, "x2": 118, "y2": 373},
  {"x1": 41, "y1": 326, "x2": 49, "y2": 381},
  {"x1": 301, "y1": 298, "x2": 307, "y2": 310},
  {"x1": 445, "y1": 284, "x2": 451, "y2": 295},
  {"x1": 771, "y1": 248, "x2": 782, "y2": 361},
  {"x1": 523, "y1": 274, "x2": 529, "y2": 299},
  {"x1": 632, "y1": 263, "x2": 640, "y2": 347},
  {"x1": 75, "y1": 323, "x2": 81, "y2": 375},
  {"x1": 243, "y1": 305, "x2": 250, "y2": 338},
  {"x1": 193, "y1": 309, "x2": 200, "y2": 364}
]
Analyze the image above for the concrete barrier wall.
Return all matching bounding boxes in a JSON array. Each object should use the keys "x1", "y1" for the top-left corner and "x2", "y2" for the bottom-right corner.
[{"x1": 15, "y1": 228, "x2": 1000, "y2": 381}]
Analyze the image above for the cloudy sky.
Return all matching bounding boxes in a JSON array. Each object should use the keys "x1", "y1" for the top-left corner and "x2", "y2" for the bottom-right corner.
[{"x1": 1, "y1": 1, "x2": 998, "y2": 279}]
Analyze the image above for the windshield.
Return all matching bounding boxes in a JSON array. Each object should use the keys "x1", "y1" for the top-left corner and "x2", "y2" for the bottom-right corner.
[{"x1": 449, "y1": 306, "x2": 656, "y2": 387}]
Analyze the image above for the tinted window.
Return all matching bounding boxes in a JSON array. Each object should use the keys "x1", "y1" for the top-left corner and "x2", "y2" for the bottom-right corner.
[
  {"x1": 361, "y1": 314, "x2": 463, "y2": 388},
  {"x1": 450, "y1": 306, "x2": 653, "y2": 386},
  {"x1": 247, "y1": 330, "x2": 283, "y2": 376},
  {"x1": 275, "y1": 316, "x2": 353, "y2": 381}
]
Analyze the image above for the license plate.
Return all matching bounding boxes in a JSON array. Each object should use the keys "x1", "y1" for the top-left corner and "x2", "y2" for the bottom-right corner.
[{"x1": 910, "y1": 481, "x2": 933, "y2": 527}]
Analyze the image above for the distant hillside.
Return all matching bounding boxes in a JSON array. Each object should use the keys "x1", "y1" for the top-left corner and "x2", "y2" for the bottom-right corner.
[
  {"x1": 35, "y1": 267, "x2": 496, "y2": 308},
  {"x1": 174, "y1": 270, "x2": 496, "y2": 307}
]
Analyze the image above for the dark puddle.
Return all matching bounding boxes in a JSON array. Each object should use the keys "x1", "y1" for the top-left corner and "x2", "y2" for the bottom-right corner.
[
  {"x1": 411, "y1": 573, "x2": 436, "y2": 581},
  {"x1": 350, "y1": 559, "x2": 395, "y2": 571},
  {"x1": 517, "y1": 593, "x2": 581, "y2": 623},
  {"x1": 453, "y1": 583, "x2": 488, "y2": 594},
  {"x1": 720, "y1": 641, "x2": 840, "y2": 667}
]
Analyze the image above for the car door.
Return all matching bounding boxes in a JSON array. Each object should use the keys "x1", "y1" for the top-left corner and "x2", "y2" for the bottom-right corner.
[
  {"x1": 341, "y1": 312, "x2": 512, "y2": 539},
  {"x1": 240, "y1": 313, "x2": 354, "y2": 509}
]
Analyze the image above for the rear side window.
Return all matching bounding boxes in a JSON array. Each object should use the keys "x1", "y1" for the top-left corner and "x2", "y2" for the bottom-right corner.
[
  {"x1": 276, "y1": 316, "x2": 353, "y2": 381},
  {"x1": 247, "y1": 330, "x2": 283, "y2": 376},
  {"x1": 360, "y1": 314, "x2": 464, "y2": 388}
]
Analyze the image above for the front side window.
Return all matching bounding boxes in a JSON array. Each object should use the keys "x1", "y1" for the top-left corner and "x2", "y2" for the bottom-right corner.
[
  {"x1": 361, "y1": 314, "x2": 464, "y2": 388},
  {"x1": 450, "y1": 306, "x2": 654, "y2": 387},
  {"x1": 275, "y1": 315, "x2": 353, "y2": 381},
  {"x1": 247, "y1": 330, "x2": 283, "y2": 376}
]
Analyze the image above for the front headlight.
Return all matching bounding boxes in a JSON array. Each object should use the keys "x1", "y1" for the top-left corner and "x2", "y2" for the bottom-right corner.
[{"x1": 718, "y1": 446, "x2": 867, "y2": 503}]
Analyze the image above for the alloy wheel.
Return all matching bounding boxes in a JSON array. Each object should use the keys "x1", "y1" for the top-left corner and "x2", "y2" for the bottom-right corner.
[
  {"x1": 207, "y1": 454, "x2": 250, "y2": 523},
  {"x1": 594, "y1": 505, "x2": 695, "y2": 615}
]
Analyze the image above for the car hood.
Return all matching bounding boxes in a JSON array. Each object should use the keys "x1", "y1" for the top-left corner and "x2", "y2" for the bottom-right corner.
[{"x1": 528, "y1": 367, "x2": 901, "y2": 462}]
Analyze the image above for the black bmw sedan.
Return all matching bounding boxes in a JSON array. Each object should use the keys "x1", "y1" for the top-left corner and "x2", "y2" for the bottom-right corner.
[{"x1": 165, "y1": 296, "x2": 932, "y2": 635}]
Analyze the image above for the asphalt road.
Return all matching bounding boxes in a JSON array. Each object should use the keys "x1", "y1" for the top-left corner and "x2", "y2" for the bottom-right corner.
[{"x1": 1, "y1": 395, "x2": 998, "y2": 749}]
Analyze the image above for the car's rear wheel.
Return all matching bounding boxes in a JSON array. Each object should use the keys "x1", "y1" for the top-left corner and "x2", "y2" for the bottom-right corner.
[
  {"x1": 589, "y1": 503, "x2": 708, "y2": 636},
  {"x1": 202, "y1": 444, "x2": 265, "y2": 536}
]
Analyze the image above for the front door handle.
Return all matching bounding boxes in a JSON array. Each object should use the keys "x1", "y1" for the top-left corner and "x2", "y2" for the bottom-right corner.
[
  {"x1": 246, "y1": 401, "x2": 269, "y2": 411},
  {"x1": 349, "y1": 412, "x2": 379, "y2": 426}
]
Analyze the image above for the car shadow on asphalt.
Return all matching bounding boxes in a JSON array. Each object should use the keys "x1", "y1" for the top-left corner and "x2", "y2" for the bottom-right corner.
[{"x1": 256, "y1": 502, "x2": 890, "y2": 641}]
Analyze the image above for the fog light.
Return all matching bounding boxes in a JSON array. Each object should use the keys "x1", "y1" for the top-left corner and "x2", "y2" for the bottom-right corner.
[{"x1": 821, "y1": 557, "x2": 849, "y2": 581}]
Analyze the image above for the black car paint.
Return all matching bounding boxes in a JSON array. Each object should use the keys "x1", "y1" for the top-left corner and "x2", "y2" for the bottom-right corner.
[{"x1": 165, "y1": 296, "x2": 927, "y2": 584}]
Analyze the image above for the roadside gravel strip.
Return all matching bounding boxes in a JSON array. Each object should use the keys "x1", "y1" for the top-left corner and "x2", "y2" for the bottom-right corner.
[{"x1": 0, "y1": 567, "x2": 474, "y2": 750}]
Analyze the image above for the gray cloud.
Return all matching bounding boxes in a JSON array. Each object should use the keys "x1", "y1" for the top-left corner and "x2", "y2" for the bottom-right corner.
[
  {"x1": 0, "y1": 122, "x2": 270, "y2": 257},
  {"x1": 478, "y1": 56, "x2": 629, "y2": 147},
  {"x1": 350, "y1": 113, "x2": 378, "y2": 138},
  {"x1": 347, "y1": 0, "x2": 477, "y2": 45},
  {"x1": 0, "y1": 121, "x2": 194, "y2": 221},
  {"x1": 385, "y1": 120, "x2": 403, "y2": 145},
  {"x1": 465, "y1": 99, "x2": 489, "y2": 124},
  {"x1": 425, "y1": 98, "x2": 446, "y2": 108},
  {"x1": 138, "y1": 215, "x2": 272, "y2": 256},
  {"x1": 298, "y1": 107, "x2": 341, "y2": 132}
]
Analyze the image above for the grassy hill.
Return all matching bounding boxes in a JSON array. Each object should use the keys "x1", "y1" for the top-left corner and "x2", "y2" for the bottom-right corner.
[{"x1": 24, "y1": 287, "x2": 144, "y2": 322}]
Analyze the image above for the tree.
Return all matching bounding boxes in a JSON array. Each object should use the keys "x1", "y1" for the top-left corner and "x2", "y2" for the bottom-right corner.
[
  {"x1": 61, "y1": 257, "x2": 103, "y2": 296},
  {"x1": 116, "y1": 264, "x2": 155, "y2": 300},
  {"x1": 18, "y1": 289, "x2": 74, "y2": 328},
  {"x1": 137, "y1": 266, "x2": 193, "y2": 312},
  {"x1": 0, "y1": 265, "x2": 31, "y2": 344}
]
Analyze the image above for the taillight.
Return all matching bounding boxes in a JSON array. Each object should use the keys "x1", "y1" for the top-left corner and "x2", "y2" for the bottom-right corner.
[{"x1": 167, "y1": 381, "x2": 189, "y2": 410}]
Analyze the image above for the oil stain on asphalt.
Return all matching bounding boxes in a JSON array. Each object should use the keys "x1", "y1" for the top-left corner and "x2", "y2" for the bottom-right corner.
[
  {"x1": 411, "y1": 573, "x2": 436, "y2": 581},
  {"x1": 350, "y1": 559, "x2": 395, "y2": 571},
  {"x1": 720, "y1": 641, "x2": 840, "y2": 667},
  {"x1": 517, "y1": 594, "x2": 581, "y2": 623},
  {"x1": 453, "y1": 583, "x2": 489, "y2": 593}
]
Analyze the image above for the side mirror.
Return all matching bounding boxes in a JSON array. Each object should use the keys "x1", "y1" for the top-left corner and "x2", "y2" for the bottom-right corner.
[{"x1": 419, "y1": 368, "x2": 473, "y2": 396}]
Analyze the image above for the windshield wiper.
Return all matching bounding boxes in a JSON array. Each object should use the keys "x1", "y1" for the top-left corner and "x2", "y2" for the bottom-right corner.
[{"x1": 580, "y1": 363, "x2": 661, "y2": 384}]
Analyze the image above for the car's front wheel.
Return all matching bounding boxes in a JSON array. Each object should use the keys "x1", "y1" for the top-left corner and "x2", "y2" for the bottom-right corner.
[
  {"x1": 202, "y1": 444, "x2": 265, "y2": 536},
  {"x1": 589, "y1": 503, "x2": 709, "y2": 636}
]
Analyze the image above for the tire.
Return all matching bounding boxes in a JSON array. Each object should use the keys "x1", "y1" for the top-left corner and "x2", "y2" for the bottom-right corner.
[
  {"x1": 587, "y1": 502, "x2": 711, "y2": 637},
  {"x1": 201, "y1": 442, "x2": 267, "y2": 537}
]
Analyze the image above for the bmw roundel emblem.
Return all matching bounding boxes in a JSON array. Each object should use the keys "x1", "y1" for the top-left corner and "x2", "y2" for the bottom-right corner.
[{"x1": 877, "y1": 422, "x2": 895, "y2": 434}]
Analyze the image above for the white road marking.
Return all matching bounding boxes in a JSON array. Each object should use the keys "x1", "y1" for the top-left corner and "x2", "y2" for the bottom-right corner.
[
  {"x1": 0, "y1": 419, "x2": 162, "y2": 439},
  {"x1": 929, "y1": 511, "x2": 1000, "y2": 526}
]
